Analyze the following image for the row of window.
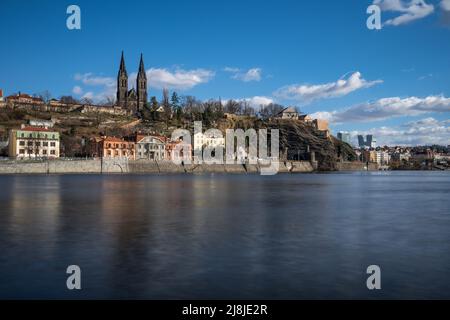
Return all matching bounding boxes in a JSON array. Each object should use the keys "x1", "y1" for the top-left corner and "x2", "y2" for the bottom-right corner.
[
  {"x1": 106, "y1": 150, "x2": 134, "y2": 156},
  {"x1": 106, "y1": 143, "x2": 134, "y2": 149},
  {"x1": 18, "y1": 149, "x2": 56, "y2": 155},
  {"x1": 138, "y1": 144, "x2": 164, "y2": 150},
  {"x1": 19, "y1": 141, "x2": 56, "y2": 147},
  {"x1": 20, "y1": 133, "x2": 57, "y2": 139}
]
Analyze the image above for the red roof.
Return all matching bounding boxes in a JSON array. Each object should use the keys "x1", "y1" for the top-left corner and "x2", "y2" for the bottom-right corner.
[
  {"x1": 102, "y1": 136, "x2": 134, "y2": 143},
  {"x1": 19, "y1": 126, "x2": 55, "y2": 132},
  {"x1": 7, "y1": 93, "x2": 43, "y2": 102}
]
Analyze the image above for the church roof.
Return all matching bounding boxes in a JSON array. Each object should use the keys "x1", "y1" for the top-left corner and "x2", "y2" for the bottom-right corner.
[{"x1": 118, "y1": 51, "x2": 127, "y2": 76}]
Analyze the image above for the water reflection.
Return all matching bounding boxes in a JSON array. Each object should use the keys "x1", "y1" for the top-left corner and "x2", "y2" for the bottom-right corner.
[{"x1": 0, "y1": 172, "x2": 450, "y2": 299}]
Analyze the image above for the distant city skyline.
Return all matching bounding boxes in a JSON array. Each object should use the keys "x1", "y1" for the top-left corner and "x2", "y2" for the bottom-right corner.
[{"x1": 1, "y1": 0, "x2": 450, "y2": 146}]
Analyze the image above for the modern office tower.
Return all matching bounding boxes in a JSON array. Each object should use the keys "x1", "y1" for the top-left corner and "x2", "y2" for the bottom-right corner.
[{"x1": 337, "y1": 132, "x2": 352, "y2": 146}]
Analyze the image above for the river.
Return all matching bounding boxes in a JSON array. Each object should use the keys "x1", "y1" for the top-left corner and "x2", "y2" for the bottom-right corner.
[{"x1": 0, "y1": 172, "x2": 449, "y2": 299}]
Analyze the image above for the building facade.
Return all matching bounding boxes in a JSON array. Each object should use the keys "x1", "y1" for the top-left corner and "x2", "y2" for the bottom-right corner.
[
  {"x1": 166, "y1": 140, "x2": 192, "y2": 162},
  {"x1": 90, "y1": 136, "x2": 136, "y2": 160},
  {"x1": 358, "y1": 134, "x2": 377, "y2": 148},
  {"x1": 280, "y1": 107, "x2": 299, "y2": 120},
  {"x1": 117, "y1": 52, "x2": 148, "y2": 113},
  {"x1": 194, "y1": 131, "x2": 225, "y2": 151},
  {"x1": 0, "y1": 89, "x2": 5, "y2": 108},
  {"x1": 337, "y1": 132, "x2": 352, "y2": 145},
  {"x1": 135, "y1": 135, "x2": 166, "y2": 160},
  {"x1": 9, "y1": 126, "x2": 60, "y2": 159},
  {"x1": 6, "y1": 93, "x2": 45, "y2": 107}
]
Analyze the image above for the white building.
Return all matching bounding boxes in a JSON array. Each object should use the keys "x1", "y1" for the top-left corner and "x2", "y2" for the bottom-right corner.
[
  {"x1": 280, "y1": 107, "x2": 299, "y2": 120},
  {"x1": 28, "y1": 119, "x2": 54, "y2": 128},
  {"x1": 135, "y1": 135, "x2": 166, "y2": 160},
  {"x1": 9, "y1": 125, "x2": 60, "y2": 159},
  {"x1": 375, "y1": 151, "x2": 390, "y2": 165},
  {"x1": 194, "y1": 130, "x2": 225, "y2": 151}
]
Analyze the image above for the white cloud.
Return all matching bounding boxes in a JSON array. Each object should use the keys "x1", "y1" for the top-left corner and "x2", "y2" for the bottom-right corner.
[
  {"x1": 72, "y1": 86, "x2": 83, "y2": 95},
  {"x1": 74, "y1": 67, "x2": 215, "y2": 103},
  {"x1": 441, "y1": 0, "x2": 450, "y2": 10},
  {"x1": 234, "y1": 68, "x2": 262, "y2": 82},
  {"x1": 311, "y1": 95, "x2": 450, "y2": 124},
  {"x1": 274, "y1": 72, "x2": 382, "y2": 104},
  {"x1": 81, "y1": 92, "x2": 95, "y2": 100},
  {"x1": 418, "y1": 73, "x2": 433, "y2": 80},
  {"x1": 223, "y1": 67, "x2": 240, "y2": 73},
  {"x1": 222, "y1": 96, "x2": 274, "y2": 109},
  {"x1": 225, "y1": 67, "x2": 263, "y2": 82},
  {"x1": 73, "y1": 73, "x2": 116, "y2": 102},
  {"x1": 350, "y1": 117, "x2": 450, "y2": 146},
  {"x1": 440, "y1": 0, "x2": 450, "y2": 25},
  {"x1": 239, "y1": 96, "x2": 274, "y2": 108},
  {"x1": 74, "y1": 73, "x2": 115, "y2": 88},
  {"x1": 373, "y1": 0, "x2": 435, "y2": 26},
  {"x1": 137, "y1": 68, "x2": 215, "y2": 90}
]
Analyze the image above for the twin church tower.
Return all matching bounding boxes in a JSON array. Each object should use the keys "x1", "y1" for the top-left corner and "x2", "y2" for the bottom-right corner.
[{"x1": 116, "y1": 51, "x2": 148, "y2": 113}]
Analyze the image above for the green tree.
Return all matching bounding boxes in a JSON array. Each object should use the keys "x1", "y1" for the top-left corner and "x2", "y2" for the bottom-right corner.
[
  {"x1": 171, "y1": 92, "x2": 180, "y2": 111},
  {"x1": 150, "y1": 96, "x2": 158, "y2": 110}
]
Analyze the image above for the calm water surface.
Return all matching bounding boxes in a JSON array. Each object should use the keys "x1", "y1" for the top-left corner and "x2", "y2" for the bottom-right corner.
[{"x1": 0, "y1": 172, "x2": 449, "y2": 299}]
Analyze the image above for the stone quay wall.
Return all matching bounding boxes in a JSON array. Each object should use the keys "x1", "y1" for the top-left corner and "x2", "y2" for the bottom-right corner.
[{"x1": 0, "y1": 159, "x2": 317, "y2": 174}]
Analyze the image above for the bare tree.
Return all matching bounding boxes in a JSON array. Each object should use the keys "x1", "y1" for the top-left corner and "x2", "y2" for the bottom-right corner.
[
  {"x1": 60, "y1": 96, "x2": 79, "y2": 104},
  {"x1": 39, "y1": 90, "x2": 52, "y2": 104},
  {"x1": 104, "y1": 96, "x2": 116, "y2": 107},
  {"x1": 161, "y1": 88, "x2": 171, "y2": 113},
  {"x1": 80, "y1": 97, "x2": 94, "y2": 105},
  {"x1": 259, "y1": 103, "x2": 285, "y2": 119},
  {"x1": 224, "y1": 99, "x2": 242, "y2": 114},
  {"x1": 241, "y1": 100, "x2": 256, "y2": 116}
]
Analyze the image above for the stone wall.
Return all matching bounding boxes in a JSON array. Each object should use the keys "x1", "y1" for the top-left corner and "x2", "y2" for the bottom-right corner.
[
  {"x1": 0, "y1": 159, "x2": 316, "y2": 174},
  {"x1": 336, "y1": 161, "x2": 379, "y2": 171}
]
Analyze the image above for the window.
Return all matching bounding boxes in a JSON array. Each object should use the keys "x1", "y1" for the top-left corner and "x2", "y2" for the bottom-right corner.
[
  {"x1": 43, "y1": 142, "x2": 48, "y2": 147},
  {"x1": 27, "y1": 141, "x2": 33, "y2": 146},
  {"x1": 50, "y1": 142, "x2": 56, "y2": 147},
  {"x1": 19, "y1": 149, "x2": 25, "y2": 154},
  {"x1": 21, "y1": 133, "x2": 24, "y2": 138},
  {"x1": 42, "y1": 150, "x2": 47, "y2": 155},
  {"x1": 50, "y1": 150, "x2": 55, "y2": 155},
  {"x1": 19, "y1": 141, "x2": 25, "y2": 146},
  {"x1": 115, "y1": 150, "x2": 119, "y2": 156},
  {"x1": 35, "y1": 142, "x2": 41, "y2": 146},
  {"x1": 29, "y1": 133, "x2": 33, "y2": 138}
]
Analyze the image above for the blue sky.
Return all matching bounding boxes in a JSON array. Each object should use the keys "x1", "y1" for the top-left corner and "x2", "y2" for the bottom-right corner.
[{"x1": 1, "y1": 0, "x2": 450, "y2": 146}]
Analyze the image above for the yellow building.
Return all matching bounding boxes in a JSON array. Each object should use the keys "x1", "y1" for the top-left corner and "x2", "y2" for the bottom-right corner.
[{"x1": 9, "y1": 125, "x2": 60, "y2": 159}]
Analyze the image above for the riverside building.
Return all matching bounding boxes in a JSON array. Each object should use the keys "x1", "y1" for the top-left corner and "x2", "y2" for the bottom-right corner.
[{"x1": 9, "y1": 125, "x2": 60, "y2": 159}]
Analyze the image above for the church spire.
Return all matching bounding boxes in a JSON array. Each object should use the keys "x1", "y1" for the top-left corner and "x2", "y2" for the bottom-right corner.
[
  {"x1": 137, "y1": 53, "x2": 148, "y2": 112},
  {"x1": 119, "y1": 51, "x2": 127, "y2": 76},
  {"x1": 117, "y1": 51, "x2": 129, "y2": 108},
  {"x1": 138, "y1": 53, "x2": 146, "y2": 77}
]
